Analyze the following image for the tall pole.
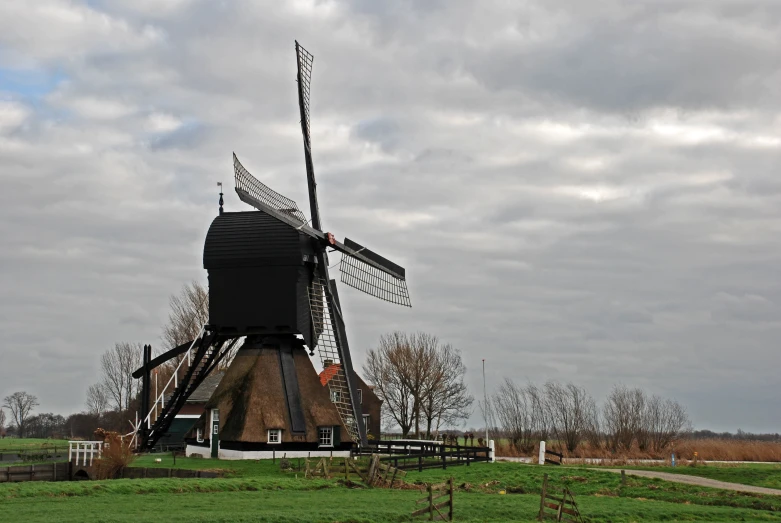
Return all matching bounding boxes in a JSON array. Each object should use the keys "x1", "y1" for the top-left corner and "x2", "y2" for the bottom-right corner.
[{"x1": 482, "y1": 359, "x2": 488, "y2": 443}]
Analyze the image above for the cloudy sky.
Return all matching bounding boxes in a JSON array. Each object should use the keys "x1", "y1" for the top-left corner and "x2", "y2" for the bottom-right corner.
[{"x1": 1, "y1": 0, "x2": 779, "y2": 433}]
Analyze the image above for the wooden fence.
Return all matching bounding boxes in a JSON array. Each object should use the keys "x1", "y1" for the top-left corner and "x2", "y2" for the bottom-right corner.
[
  {"x1": 412, "y1": 477, "x2": 454, "y2": 521},
  {"x1": 305, "y1": 455, "x2": 407, "y2": 487},
  {"x1": 357, "y1": 440, "x2": 491, "y2": 471},
  {"x1": 544, "y1": 449, "x2": 564, "y2": 466},
  {"x1": 538, "y1": 473, "x2": 583, "y2": 522},
  {"x1": 0, "y1": 463, "x2": 220, "y2": 482},
  {"x1": 0, "y1": 463, "x2": 70, "y2": 483}
]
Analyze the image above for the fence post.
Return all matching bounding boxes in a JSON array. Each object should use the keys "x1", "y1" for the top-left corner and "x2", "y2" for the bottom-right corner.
[
  {"x1": 428, "y1": 483, "x2": 434, "y2": 521},
  {"x1": 538, "y1": 473, "x2": 548, "y2": 521},
  {"x1": 489, "y1": 439, "x2": 495, "y2": 463},
  {"x1": 449, "y1": 476, "x2": 454, "y2": 521},
  {"x1": 538, "y1": 441, "x2": 546, "y2": 465},
  {"x1": 621, "y1": 469, "x2": 626, "y2": 486},
  {"x1": 441, "y1": 443, "x2": 446, "y2": 470},
  {"x1": 418, "y1": 455, "x2": 423, "y2": 473}
]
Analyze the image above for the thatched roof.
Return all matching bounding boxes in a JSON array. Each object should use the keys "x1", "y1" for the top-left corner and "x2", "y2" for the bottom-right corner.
[{"x1": 205, "y1": 338, "x2": 348, "y2": 444}]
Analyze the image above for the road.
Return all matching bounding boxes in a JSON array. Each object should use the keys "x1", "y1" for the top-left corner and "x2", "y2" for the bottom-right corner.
[{"x1": 598, "y1": 468, "x2": 781, "y2": 496}]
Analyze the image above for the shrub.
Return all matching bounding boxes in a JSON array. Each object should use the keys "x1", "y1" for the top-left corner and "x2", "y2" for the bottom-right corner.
[{"x1": 92, "y1": 428, "x2": 136, "y2": 480}]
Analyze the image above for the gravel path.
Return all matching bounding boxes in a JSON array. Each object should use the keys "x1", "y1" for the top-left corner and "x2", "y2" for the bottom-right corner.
[{"x1": 598, "y1": 468, "x2": 781, "y2": 496}]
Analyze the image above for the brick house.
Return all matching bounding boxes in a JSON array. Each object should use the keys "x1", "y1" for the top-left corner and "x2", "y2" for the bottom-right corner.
[{"x1": 318, "y1": 360, "x2": 382, "y2": 439}]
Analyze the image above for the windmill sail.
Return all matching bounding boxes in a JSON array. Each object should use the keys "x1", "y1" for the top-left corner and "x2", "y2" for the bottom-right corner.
[
  {"x1": 339, "y1": 238, "x2": 412, "y2": 307},
  {"x1": 295, "y1": 41, "x2": 314, "y2": 152},
  {"x1": 233, "y1": 153, "x2": 307, "y2": 225},
  {"x1": 308, "y1": 278, "x2": 363, "y2": 443}
]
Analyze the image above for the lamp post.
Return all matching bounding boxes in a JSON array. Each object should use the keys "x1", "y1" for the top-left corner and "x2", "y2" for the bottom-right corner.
[{"x1": 482, "y1": 359, "x2": 488, "y2": 443}]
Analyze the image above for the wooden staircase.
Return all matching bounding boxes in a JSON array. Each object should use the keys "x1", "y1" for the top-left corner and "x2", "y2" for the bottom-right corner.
[{"x1": 135, "y1": 329, "x2": 237, "y2": 451}]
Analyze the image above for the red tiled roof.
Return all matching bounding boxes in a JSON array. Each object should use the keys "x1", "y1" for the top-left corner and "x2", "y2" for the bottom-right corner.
[{"x1": 318, "y1": 364, "x2": 342, "y2": 386}]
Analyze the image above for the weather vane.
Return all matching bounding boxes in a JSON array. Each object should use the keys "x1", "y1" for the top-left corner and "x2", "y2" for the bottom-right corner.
[{"x1": 217, "y1": 182, "x2": 223, "y2": 215}]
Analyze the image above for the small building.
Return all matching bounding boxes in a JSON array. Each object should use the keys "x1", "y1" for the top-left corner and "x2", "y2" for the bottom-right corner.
[
  {"x1": 157, "y1": 371, "x2": 225, "y2": 448},
  {"x1": 318, "y1": 360, "x2": 382, "y2": 440}
]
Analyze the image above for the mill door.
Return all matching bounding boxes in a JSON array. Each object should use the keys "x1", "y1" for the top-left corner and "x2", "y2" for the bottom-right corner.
[{"x1": 210, "y1": 409, "x2": 220, "y2": 458}]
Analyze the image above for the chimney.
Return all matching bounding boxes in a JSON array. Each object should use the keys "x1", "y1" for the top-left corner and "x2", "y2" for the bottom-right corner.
[{"x1": 324, "y1": 359, "x2": 333, "y2": 368}]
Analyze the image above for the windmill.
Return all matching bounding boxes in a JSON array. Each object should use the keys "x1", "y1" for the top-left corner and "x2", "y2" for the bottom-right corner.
[{"x1": 132, "y1": 41, "x2": 410, "y2": 453}]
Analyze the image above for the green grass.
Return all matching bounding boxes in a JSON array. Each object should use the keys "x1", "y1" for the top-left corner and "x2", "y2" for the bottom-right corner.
[
  {"x1": 1, "y1": 457, "x2": 780, "y2": 522},
  {"x1": 3, "y1": 488, "x2": 781, "y2": 523},
  {"x1": 0, "y1": 438, "x2": 66, "y2": 451},
  {"x1": 623, "y1": 464, "x2": 781, "y2": 489}
]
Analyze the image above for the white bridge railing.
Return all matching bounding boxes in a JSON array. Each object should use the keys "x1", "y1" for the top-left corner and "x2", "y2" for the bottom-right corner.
[
  {"x1": 128, "y1": 327, "x2": 205, "y2": 449},
  {"x1": 69, "y1": 441, "x2": 103, "y2": 466}
]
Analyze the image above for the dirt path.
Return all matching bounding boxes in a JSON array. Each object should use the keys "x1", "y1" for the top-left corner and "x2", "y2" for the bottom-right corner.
[{"x1": 597, "y1": 468, "x2": 781, "y2": 496}]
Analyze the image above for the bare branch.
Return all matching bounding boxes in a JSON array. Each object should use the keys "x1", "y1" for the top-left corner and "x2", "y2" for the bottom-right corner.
[
  {"x1": 100, "y1": 342, "x2": 141, "y2": 412},
  {"x1": 86, "y1": 383, "x2": 109, "y2": 417}
]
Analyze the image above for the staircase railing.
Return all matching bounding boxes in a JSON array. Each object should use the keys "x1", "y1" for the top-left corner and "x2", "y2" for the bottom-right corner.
[{"x1": 128, "y1": 327, "x2": 205, "y2": 449}]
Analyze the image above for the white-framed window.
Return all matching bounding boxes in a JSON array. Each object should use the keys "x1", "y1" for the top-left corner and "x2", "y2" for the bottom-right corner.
[
  {"x1": 318, "y1": 426, "x2": 333, "y2": 447},
  {"x1": 196, "y1": 428, "x2": 204, "y2": 443},
  {"x1": 267, "y1": 429, "x2": 281, "y2": 444},
  {"x1": 363, "y1": 414, "x2": 370, "y2": 429},
  {"x1": 357, "y1": 388, "x2": 362, "y2": 404},
  {"x1": 330, "y1": 389, "x2": 341, "y2": 403}
]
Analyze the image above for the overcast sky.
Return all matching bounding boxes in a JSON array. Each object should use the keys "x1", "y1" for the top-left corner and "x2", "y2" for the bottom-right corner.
[{"x1": 1, "y1": 0, "x2": 779, "y2": 433}]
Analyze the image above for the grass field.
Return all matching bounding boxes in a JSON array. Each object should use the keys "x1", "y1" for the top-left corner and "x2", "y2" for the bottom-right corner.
[
  {"x1": 0, "y1": 438, "x2": 66, "y2": 451},
  {"x1": 2, "y1": 457, "x2": 781, "y2": 522}
]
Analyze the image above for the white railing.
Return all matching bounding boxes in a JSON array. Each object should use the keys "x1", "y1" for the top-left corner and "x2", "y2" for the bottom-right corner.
[
  {"x1": 69, "y1": 441, "x2": 103, "y2": 466},
  {"x1": 128, "y1": 327, "x2": 206, "y2": 449}
]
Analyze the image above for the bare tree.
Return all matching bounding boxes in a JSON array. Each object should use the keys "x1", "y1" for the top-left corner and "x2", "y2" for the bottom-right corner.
[
  {"x1": 490, "y1": 378, "x2": 536, "y2": 453},
  {"x1": 100, "y1": 342, "x2": 141, "y2": 412},
  {"x1": 525, "y1": 382, "x2": 549, "y2": 441},
  {"x1": 85, "y1": 383, "x2": 109, "y2": 417},
  {"x1": 364, "y1": 332, "x2": 416, "y2": 437},
  {"x1": 644, "y1": 395, "x2": 691, "y2": 451},
  {"x1": 603, "y1": 385, "x2": 646, "y2": 451},
  {"x1": 583, "y1": 396, "x2": 603, "y2": 450},
  {"x1": 158, "y1": 281, "x2": 235, "y2": 380},
  {"x1": 416, "y1": 335, "x2": 473, "y2": 438},
  {"x1": 364, "y1": 331, "x2": 472, "y2": 438},
  {"x1": 544, "y1": 382, "x2": 594, "y2": 453},
  {"x1": 161, "y1": 280, "x2": 209, "y2": 353},
  {"x1": 0, "y1": 408, "x2": 6, "y2": 436},
  {"x1": 2, "y1": 391, "x2": 39, "y2": 438}
]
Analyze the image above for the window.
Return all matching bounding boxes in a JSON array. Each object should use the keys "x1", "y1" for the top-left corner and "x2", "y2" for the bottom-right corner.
[
  {"x1": 318, "y1": 426, "x2": 333, "y2": 447},
  {"x1": 267, "y1": 429, "x2": 281, "y2": 444},
  {"x1": 330, "y1": 389, "x2": 341, "y2": 403},
  {"x1": 363, "y1": 414, "x2": 370, "y2": 429},
  {"x1": 357, "y1": 388, "x2": 362, "y2": 404},
  {"x1": 196, "y1": 428, "x2": 204, "y2": 443}
]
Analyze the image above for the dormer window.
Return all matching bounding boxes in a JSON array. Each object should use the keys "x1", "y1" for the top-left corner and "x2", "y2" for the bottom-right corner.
[{"x1": 268, "y1": 429, "x2": 281, "y2": 444}]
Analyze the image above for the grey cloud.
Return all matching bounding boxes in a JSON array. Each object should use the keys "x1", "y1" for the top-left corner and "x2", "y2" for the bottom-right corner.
[{"x1": 0, "y1": 0, "x2": 779, "y2": 432}]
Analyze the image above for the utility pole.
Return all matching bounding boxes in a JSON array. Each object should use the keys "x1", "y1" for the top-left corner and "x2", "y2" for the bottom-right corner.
[{"x1": 482, "y1": 359, "x2": 488, "y2": 443}]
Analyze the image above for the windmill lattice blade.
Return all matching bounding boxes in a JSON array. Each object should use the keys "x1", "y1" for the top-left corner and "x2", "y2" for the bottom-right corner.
[
  {"x1": 233, "y1": 153, "x2": 307, "y2": 224},
  {"x1": 340, "y1": 252, "x2": 412, "y2": 307},
  {"x1": 308, "y1": 278, "x2": 360, "y2": 443},
  {"x1": 295, "y1": 41, "x2": 314, "y2": 150}
]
